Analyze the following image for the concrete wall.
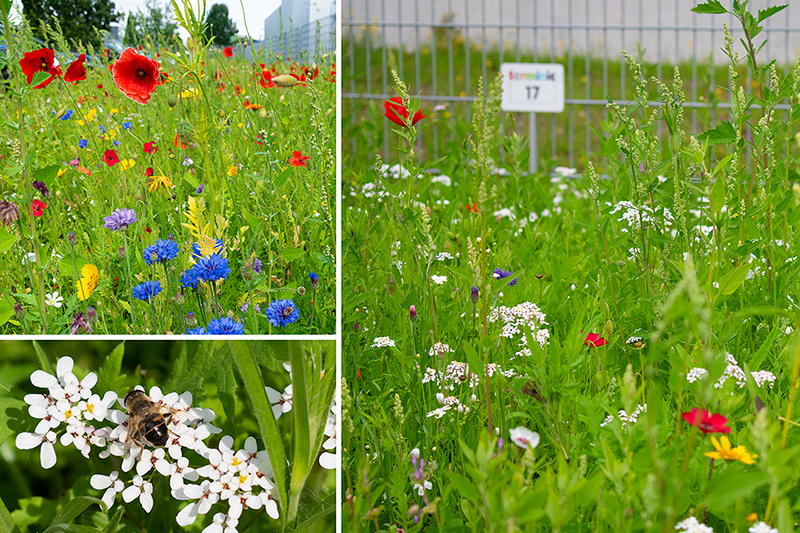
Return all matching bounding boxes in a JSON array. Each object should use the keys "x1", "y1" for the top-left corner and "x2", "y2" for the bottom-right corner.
[
  {"x1": 344, "y1": 0, "x2": 800, "y2": 65},
  {"x1": 264, "y1": 0, "x2": 335, "y2": 58}
]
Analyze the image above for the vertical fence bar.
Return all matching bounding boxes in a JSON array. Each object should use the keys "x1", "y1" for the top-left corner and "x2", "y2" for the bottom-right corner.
[
  {"x1": 620, "y1": 0, "x2": 625, "y2": 102},
  {"x1": 381, "y1": 0, "x2": 388, "y2": 158},
  {"x1": 448, "y1": 0, "x2": 455, "y2": 143},
  {"x1": 465, "y1": 0, "x2": 471, "y2": 122},
  {"x1": 568, "y1": 0, "x2": 574, "y2": 167},
  {"x1": 656, "y1": 0, "x2": 662, "y2": 141},
  {"x1": 585, "y1": 0, "x2": 590, "y2": 164},
  {"x1": 432, "y1": 1, "x2": 438, "y2": 160},
  {"x1": 602, "y1": 0, "x2": 608, "y2": 169},
  {"x1": 550, "y1": 0, "x2": 556, "y2": 161},
  {"x1": 414, "y1": 0, "x2": 421, "y2": 161},
  {"x1": 397, "y1": 0, "x2": 403, "y2": 82},
  {"x1": 350, "y1": 0, "x2": 358, "y2": 156},
  {"x1": 692, "y1": 6, "x2": 698, "y2": 135}
]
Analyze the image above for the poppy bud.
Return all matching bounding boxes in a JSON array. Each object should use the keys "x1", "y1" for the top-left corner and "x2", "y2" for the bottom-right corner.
[
  {"x1": 272, "y1": 74, "x2": 297, "y2": 87},
  {"x1": 55, "y1": 108, "x2": 67, "y2": 119},
  {"x1": 410, "y1": 305, "x2": 417, "y2": 322},
  {"x1": 604, "y1": 320, "x2": 614, "y2": 338},
  {"x1": 186, "y1": 37, "x2": 195, "y2": 50},
  {"x1": 167, "y1": 94, "x2": 178, "y2": 107},
  {"x1": 178, "y1": 120, "x2": 196, "y2": 146}
]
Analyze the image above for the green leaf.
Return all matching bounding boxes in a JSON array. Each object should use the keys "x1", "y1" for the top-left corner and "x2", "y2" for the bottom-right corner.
[
  {"x1": 102, "y1": 508, "x2": 123, "y2": 532},
  {"x1": 182, "y1": 171, "x2": 199, "y2": 189},
  {"x1": 31, "y1": 165, "x2": 60, "y2": 183},
  {"x1": 697, "y1": 121, "x2": 736, "y2": 145},
  {"x1": 718, "y1": 263, "x2": 752, "y2": 296},
  {"x1": 28, "y1": 71, "x2": 50, "y2": 88},
  {"x1": 757, "y1": 5, "x2": 787, "y2": 23},
  {"x1": 0, "y1": 494, "x2": 22, "y2": 533},
  {"x1": 0, "y1": 396, "x2": 28, "y2": 448},
  {"x1": 691, "y1": 1, "x2": 728, "y2": 14},
  {"x1": 96, "y1": 342, "x2": 125, "y2": 394},
  {"x1": 706, "y1": 469, "x2": 769, "y2": 512},
  {"x1": 272, "y1": 168, "x2": 292, "y2": 188},
  {"x1": 0, "y1": 227, "x2": 17, "y2": 253},
  {"x1": 32, "y1": 340, "x2": 53, "y2": 374},
  {"x1": 281, "y1": 247, "x2": 305, "y2": 263},
  {"x1": 444, "y1": 471, "x2": 479, "y2": 503},
  {"x1": 216, "y1": 356, "x2": 237, "y2": 422},
  {"x1": 0, "y1": 299, "x2": 14, "y2": 326},
  {"x1": 45, "y1": 496, "x2": 104, "y2": 530},
  {"x1": 58, "y1": 256, "x2": 87, "y2": 278}
]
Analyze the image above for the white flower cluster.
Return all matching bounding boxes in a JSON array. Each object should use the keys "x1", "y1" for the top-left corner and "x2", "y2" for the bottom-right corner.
[
  {"x1": 17, "y1": 357, "x2": 116, "y2": 469},
  {"x1": 16, "y1": 357, "x2": 281, "y2": 532},
  {"x1": 686, "y1": 353, "x2": 776, "y2": 389},
  {"x1": 435, "y1": 252, "x2": 454, "y2": 261},
  {"x1": 609, "y1": 201, "x2": 674, "y2": 233},
  {"x1": 430, "y1": 174, "x2": 452, "y2": 186},
  {"x1": 749, "y1": 522, "x2": 778, "y2": 533},
  {"x1": 488, "y1": 301, "x2": 550, "y2": 357},
  {"x1": 372, "y1": 336, "x2": 397, "y2": 348},
  {"x1": 428, "y1": 342, "x2": 455, "y2": 357},
  {"x1": 431, "y1": 275, "x2": 448, "y2": 285},
  {"x1": 674, "y1": 516, "x2": 714, "y2": 532},
  {"x1": 600, "y1": 404, "x2": 647, "y2": 428},
  {"x1": 380, "y1": 163, "x2": 411, "y2": 179}
]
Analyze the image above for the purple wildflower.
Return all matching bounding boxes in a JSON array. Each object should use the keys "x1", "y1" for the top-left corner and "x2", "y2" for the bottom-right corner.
[{"x1": 103, "y1": 208, "x2": 137, "y2": 231}]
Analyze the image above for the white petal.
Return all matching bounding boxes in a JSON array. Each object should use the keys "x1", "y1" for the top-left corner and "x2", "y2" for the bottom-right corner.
[
  {"x1": 179, "y1": 484, "x2": 204, "y2": 500},
  {"x1": 203, "y1": 525, "x2": 223, "y2": 533},
  {"x1": 56, "y1": 357, "x2": 74, "y2": 379},
  {"x1": 16, "y1": 432, "x2": 43, "y2": 450},
  {"x1": 34, "y1": 419, "x2": 51, "y2": 435},
  {"x1": 155, "y1": 460, "x2": 173, "y2": 477},
  {"x1": 264, "y1": 498, "x2": 279, "y2": 519},
  {"x1": 149, "y1": 386, "x2": 163, "y2": 402},
  {"x1": 227, "y1": 499, "x2": 243, "y2": 519},
  {"x1": 219, "y1": 435, "x2": 234, "y2": 453},
  {"x1": 121, "y1": 486, "x2": 140, "y2": 503},
  {"x1": 102, "y1": 488, "x2": 117, "y2": 510},
  {"x1": 80, "y1": 372, "x2": 97, "y2": 391},
  {"x1": 265, "y1": 387, "x2": 282, "y2": 403},
  {"x1": 40, "y1": 441, "x2": 57, "y2": 469},
  {"x1": 319, "y1": 452, "x2": 336, "y2": 470},
  {"x1": 245, "y1": 494, "x2": 262, "y2": 509},
  {"x1": 139, "y1": 491, "x2": 153, "y2": 513},
  {"x1": 176, "y1": 502, "x2": 199, "y2": 526},
  {"x1": 24, "y1": 394, "x2": 47, "y2": 406},
  {"x1": 272, "y1": 405, "x2": 283, "y2": 419},
  {"x1": 30, "y1": 370, "x2": 58, "y2": 389},
  {"x1": 91, "y1": 474, "x2": 113, "y2": 490}
]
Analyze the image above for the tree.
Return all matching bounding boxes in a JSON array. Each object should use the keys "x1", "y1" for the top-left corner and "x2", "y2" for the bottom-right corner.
[
  {"x1": 122, "y1": 12, "x2": 139, "y2": 47},
  {"x1": 22, "y1": 0, "x2": 119, "y2": 48},
  {"x1": 204, "y1": 3, "x2": 236, "y2": 45}
]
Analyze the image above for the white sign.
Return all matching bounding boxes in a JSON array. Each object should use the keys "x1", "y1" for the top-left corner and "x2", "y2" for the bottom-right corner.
[{"x1": 500, "y1": 63, "x2": 565, "y2": 113}]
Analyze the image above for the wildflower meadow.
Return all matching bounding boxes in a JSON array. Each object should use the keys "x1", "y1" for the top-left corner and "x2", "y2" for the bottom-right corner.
[
  {"x1": 343, "y1": 2, "x2": 800, "y2": 531},
  {"x1": 0, "y1": 0, "x2": 336, "y2": 334},
  {"x1": 0, "y1": 338, "x2": 336, "y2": 532}
]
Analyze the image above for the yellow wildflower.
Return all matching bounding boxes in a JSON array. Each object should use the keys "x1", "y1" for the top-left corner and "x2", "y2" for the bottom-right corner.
[
  {"x1": 147, "y1": 175, "x2": 174, "y2": 192},
  {"x1": 119, "y1": 159, "x2": 136, "y2": 171},
  {"x1": 57, "y1": 168, "x2": 67, "y2": 178},
  {"x1": 181, "y1": 87, "x2": 199, "y2": 99},
  {"x1": 110, "y1": 108, "x2": 118, "y2": 114},
  {"x1": 76, "y1": 264, "x2": 99, "y2": 301},
  {"x1": 227, "y1": 165, "x2": 238, "y2": 176},
  {"x1": 704, "y1": 436, "x2": 757, "y2": 465}
]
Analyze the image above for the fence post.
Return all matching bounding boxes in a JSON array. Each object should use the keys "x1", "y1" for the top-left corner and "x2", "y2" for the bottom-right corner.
[{"x1": 529, "y1": 112, "x2": 538, "y2": 173}]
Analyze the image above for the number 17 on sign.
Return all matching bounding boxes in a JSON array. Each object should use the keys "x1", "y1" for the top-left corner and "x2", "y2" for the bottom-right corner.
[{"x1": 500, "y1": 63, "x2": 565, "y2": 173}]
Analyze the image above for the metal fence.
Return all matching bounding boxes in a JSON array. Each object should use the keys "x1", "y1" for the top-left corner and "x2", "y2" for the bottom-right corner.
[{"x1": 343, "y1": 0, "x2": 800, "y2": 170}]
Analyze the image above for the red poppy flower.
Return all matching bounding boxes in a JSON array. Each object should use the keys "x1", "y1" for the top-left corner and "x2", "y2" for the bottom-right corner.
[
  {"x1": 145, "y1": 167, "x2": 154, "y2": 177},
  {"x1": 259, "y1": 70, "x2": 274, "y2": 89},
  {"x1": 19, "y1": 48, "x2": 60, "y2": 89},
  {"x1": 682, "y1": 408, "x2": 731, "y2": 434},
  {"x1": 584, "y1": 332, "x2": 607, "y2": 347},
  {"x1": 289, "y1": 151, "x2": 309, "y2": 167},
  {"x1": 30, "y1": 199, "x2": 47, "y2": 217},
  {"x1": 112, "y1": 48, "x2": 161, "y2": 105},
  {"x1": 157, "y1": 71, "x2": 169, "y2": 86},
  {"x1": 143, "y1": 141, "x2": 158, "y2": 154},
  {"x1": 97, "y1": 84, "x2": 103, "y2": 89},
  {"x1": 223, "y1": 46, "x2": 233, "y2": 58},
  {"x1": 174, "y1": 133, "x2": 188, "y2": 149},
  {"x1": 64, "y1": 54, "x2": 87, "y2": 83},
  {"x1": 384, "y1": 96, "x2": 425, "y2": 127},
  {"x1": 103, "y1": 149, "x2": 120, "y2": 167},
  {"x1": 466, "y1": 202, "x2": 479, "y2": 213}
]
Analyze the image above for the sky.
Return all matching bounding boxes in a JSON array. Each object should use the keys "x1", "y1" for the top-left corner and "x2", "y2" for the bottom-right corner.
[{"x1": 114, "y1": 0, "x2": 281, "y2": 41}]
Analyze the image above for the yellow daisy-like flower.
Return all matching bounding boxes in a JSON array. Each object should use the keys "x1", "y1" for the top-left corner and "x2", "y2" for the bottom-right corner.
[
  {"x1": 57, "y1": 168, "x2": 67, "y2": 178},
  {"x1": 704, "y1": 436, "x2": 758, "y2": 465},
  {"x1": 147, "y1": 175, "x2": 174, "y2": 192},
  {"x1": 110, "y1": 108, "x2": 118, "y2": 114},
  {"x1": 226, "y1": 165, "x2": 238, "y2": 176},
  {"x1": 76, "y1": 264, "x2": 99, "y2": 301},
  {"x1": 119, "y1": 159, "x2": 136, "y2": 171},
  {"x1": 180, "y1": 87, "x2": 198, "y2": 99}
]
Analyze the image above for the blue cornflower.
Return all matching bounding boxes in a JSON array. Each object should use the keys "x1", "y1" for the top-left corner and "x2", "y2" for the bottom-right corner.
[
  {"x1": 180, "y1": 266, "x2": 203, "y2": 289},
  {"x1": 507, "y1": 277, "x2": 518, "y2": 287},
  {"x1": 186, "y1": 327, "x2": 206, "y2": 335},
  {"x1": 470, "y1": 286, "x2": 480, "y2": 303},
  {"x1": 99, "y1": 125, "x2": 105, "y2": 133},
  {"x1": 241, "y1": 302, "x2": 261, "y2": 313},
  {"x1": 132, "y1": 281, "x2": 162, "y2": 301},
  {"x1": 78, "y1": 139, "x2": 88, "y2": 149},
  {"x1": 265, "y1": 299, "x2": 300, "y2": 328},
  {"x1": 492, "y1": 268, "x2": 513, "y2": 280},
  {"x1": 113, "y1": 140, "x2": 120, "y2": 146},
  {"x1": 195, "y1": 253, "x2": 231, "y2": 282},
  {"x1": 196, "y1": 184, "x2": 204, "y2": 194},
  {"x1": 309, "y1": 272, "x2": 319, "y2": 288},
  {"x1": 207, "y1": 317, "x2": 245, "y2": 335},
  {"x1": 122, "y1": 121, "x2": 133, "y2": 130},
  {"x1": 191, "y1": 239, "x2": 224, "y2": 258},
  {"x1": 61, "y1": 110, "x2": 73, "y2": 120},
  {"x1": 143, "y1": 238, "x2": 180, "y2": 265}
]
